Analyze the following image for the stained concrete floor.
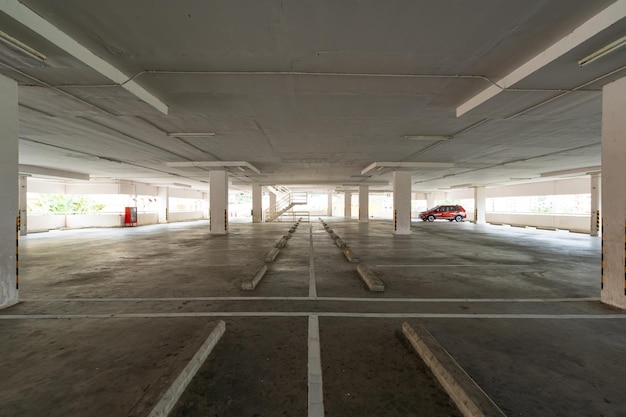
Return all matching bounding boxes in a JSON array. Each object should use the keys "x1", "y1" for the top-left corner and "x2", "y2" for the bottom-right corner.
[{"x1": 1, "y1": 218, "x2": 625, "y2": 417}]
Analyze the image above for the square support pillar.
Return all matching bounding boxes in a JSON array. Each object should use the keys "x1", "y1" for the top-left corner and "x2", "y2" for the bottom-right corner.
[
  {"x1": 359, "y1": 185, "x2": 369, "y2": 222},
  {"x1": 474, "y1": 186, "x2": 486, "y2": 224},
  {"x1": 157, "y1": 187, "x2": 169, "y2": 224},
  {"x1": 393, "y1": 171, "x2": 412, "y2": 235},
  {"x1": 269, "y1": 192, "x2": 277, "y2": 215},
  {"x1": 209, "y1": 170, "x2": 229, "y2": 235},
  {"x1": 327, "y1": 191, "x2": 333, "y2": 216},
  {"x1": 344, "y1": 191, "x2": 352, "y2": 218},
  {"x1": 426, "y1": 193, "x2": 435, "y2": 209},
  {"x1": 19, "y1": 175, "x2": 27, "y2": 236},
  {"x1": 252, "y1": 185, "x2": 263, "y2": 223},
  {"x1": 590, "y1": 173, "x2": 601, "y2": 237},
  {"x1": 0, "y1": 74, "x2": 18, "y2": 308},
  {"x1": 601, "y1": 76, "x2": 626, "y2": 309}
]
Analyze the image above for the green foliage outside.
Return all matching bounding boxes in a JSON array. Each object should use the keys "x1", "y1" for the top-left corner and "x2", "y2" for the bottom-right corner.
[{"x1": 29, "y1": 194, "x2": 105, "y2": 215}]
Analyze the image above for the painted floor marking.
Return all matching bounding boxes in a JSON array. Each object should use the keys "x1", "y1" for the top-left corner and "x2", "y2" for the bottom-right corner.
[
  {"x1": 21, "y1": 297, "x2": 601, "y2": 303},
  {"x1": 307, "y1": 315, "x2": 325, "y2": 417},
  {"x1": 375, "y1": 264, "x2": 537, "y2": 268},
  {"x1": 309, "y1": 225, "x2": 317, "y2": 298},
  {"x1": 1, "y1": 312, "x2": 624, "y2": 320}
]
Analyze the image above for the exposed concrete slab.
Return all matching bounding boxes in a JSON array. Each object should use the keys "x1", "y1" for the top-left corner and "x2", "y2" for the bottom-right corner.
[{"x1": 5, "y1": 218, "x2": 622, "y2": 416}]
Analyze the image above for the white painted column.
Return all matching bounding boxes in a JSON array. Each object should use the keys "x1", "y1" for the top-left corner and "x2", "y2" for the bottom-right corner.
[
  {"x1": 0, "y1": 74, "x2": 18, "y2": 308},
  {"x1": 590, "y1": 173, "x2": 601, "y2": 237},
  {"x1": 393, "y1": 171, "x2": 412, "y2": 235},
  {"x1": 426, "y1": 193, "x2": 435, "y2": 209},
  {"x1": 252, "y1": 185, "x2": 262, "y2": 223},
  {"x1": 327, "y1": 191, "x2": 333, "y2": 216},
  {"x1": 157, "y1": 187, "x2": 169, "y2": 224},
  {"x1": 359, "y1": 185, "x2": 369, "y2": 222},
  {"x1": 203, "y1": 192, "x2": 209, "y2": 219},
  {"x1": 269, "y1": 192, "x2": 277, "y2": 215},
  {"x1": 601, "y1": 76, "x2": 626, "y2": 309},
  {"x1": 19, "y1": 176, "x2": 27, "y2": 235},
  {"x1": 474, "y1": 186, "x2": 486, "y2": 224},
  {"x1": 209, "y1": 170, "x2": 228, "y2": 234},
  {"x1": 344, "y1": 191, "x2": 352, "y2": 218}
]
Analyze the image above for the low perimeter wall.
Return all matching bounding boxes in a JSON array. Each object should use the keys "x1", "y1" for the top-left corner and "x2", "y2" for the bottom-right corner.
[
  {"x1": 485, "y1": 213, "x2": 590, "y2": 232},
  {"x1": 27, "y1": 211, "x2": 205, "y2": 232}
]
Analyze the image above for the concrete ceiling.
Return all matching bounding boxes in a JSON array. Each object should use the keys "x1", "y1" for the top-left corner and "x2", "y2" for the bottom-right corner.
[{"x1": 1, "y1": 0, "x2": 624, "y2": 192}]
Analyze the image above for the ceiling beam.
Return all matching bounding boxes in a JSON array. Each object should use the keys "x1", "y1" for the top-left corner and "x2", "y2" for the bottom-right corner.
[
  {"x1": 361, "y1": 162, "x2": 454, "y2": 175},
  {"x1": 166, "y1": 161, "x2": 261, "y2": 174},
  {"x1": 0, "y1": 0, "x2": 168, "y2": 115},
  {"x1": 456, "y1": 0, "x2": 626, "y2": 117},
  {"x1": 19, "y1": 164, "x2": 89, "y2": 180}
]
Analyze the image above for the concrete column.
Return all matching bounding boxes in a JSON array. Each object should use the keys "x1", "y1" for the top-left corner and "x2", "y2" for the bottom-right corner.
[
  {"x1": 474, "y1": 186, "x2": 486, "y2": 224},
  {"x1": 0, "y1": 74, "x2": 18, "y2": 308},
  {"x1": 252, "y1": 185, "x2": 262, "y2": 223},
  {"x1": 393, "y1": 171, "x2": 412, "y2": 235},
  {"x1": 359, "y1": 185, "x2": 369, "y2": 222},
  {"x1": 209, "y1": 170, "x2": 228, "y2": 235},
  {"x1": 203, "y1": 192, "x2": 209, "y2": 219},
  {"x1": 19, "y1": 176, "x2": 27, "y2": 236},
  {"x1": 344, "y1": 191, "x2": 352, "y2": 218},
  {"x1": 269, "y1": 192, "x2": 277, "y2": 212},
  {"x1": 157, "y1": 187, "x2": 169, "y2": 224},
  {"x1": 590, "y1": 173, "x2": 601, "y2": 237},
  {"x1": 601, "y1": 76, "x2": 626, "y2": 309},
  {"x1": 426, "y1": 193, "x2": 435, "y2": 209},
  {"x1": 327, "y1": 191, "x2": 333, "y2": 216}
]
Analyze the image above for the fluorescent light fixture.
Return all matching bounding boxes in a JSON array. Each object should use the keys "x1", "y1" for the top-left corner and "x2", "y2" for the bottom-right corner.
[
  {"x1": 167, "y1": 132, "x2": 216, "y2": 138},
  {"x1": 540, "y1": 166, "x2": 601, "y2": 178},
  {"x1": 450, "y1": 183, "x2": 473, "y2": 188},
  {"x1": 403, "y1": 135, "x2": 452, "y2": 141},
  {"x1": 173, "y1": 182, "x2": 192, "y2": 188},
  {"x1": 578, "y1": 35, "x2": 626, "y2": 66},
  {"x1": 362, "y1": 161, "x2": 454, "y2": 175},
  {"x1": 0, "y1": 30, "x2": 46, "y2": 61}
]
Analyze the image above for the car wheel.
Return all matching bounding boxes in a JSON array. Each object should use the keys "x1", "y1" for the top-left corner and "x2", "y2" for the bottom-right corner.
[
  {"x1": 454, "y1": 215, "x2": 463, "y2": 222},
  {"x1": 427, "y1": 215, "x2": 435, "y2": 222}
]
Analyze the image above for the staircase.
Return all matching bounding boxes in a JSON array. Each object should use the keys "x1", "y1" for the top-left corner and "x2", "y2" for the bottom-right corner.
[{"x1": 264, "y1": 192, "x2": 307, "y2": 222}]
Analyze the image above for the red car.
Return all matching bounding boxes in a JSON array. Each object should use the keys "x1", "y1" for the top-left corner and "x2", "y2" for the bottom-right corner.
[{"x1": 419, "y1": 205, "x2": 466, "y2": 222}]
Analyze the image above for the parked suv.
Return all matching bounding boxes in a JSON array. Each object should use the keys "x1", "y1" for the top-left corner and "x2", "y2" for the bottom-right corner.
[{"x1": 419, "y1": 205, "x2": 466, "y2": 222}]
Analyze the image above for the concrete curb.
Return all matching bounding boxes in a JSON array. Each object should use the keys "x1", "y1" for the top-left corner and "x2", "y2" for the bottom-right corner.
[
  {"x1": 342, "y1": 246, "x2": 359, "y2": 263},
  {"x1": 401, "y1": 322, "x2": 507, "y2": 417},
  {"x1": 264, "y1": 247, "x2": 280, "y2": 263},
  {"x1": 356, "y1": 263, "x2": 385, "y2": 292},
  {"x1": 147, "y1": 320, "x2": 226, "y2": 417},
  {"x1": 275, "y1": 235, "x2": 289, "y2": 248},
  {"x1": 241, "y1": 264, "x2": 268, "y2": 290}
]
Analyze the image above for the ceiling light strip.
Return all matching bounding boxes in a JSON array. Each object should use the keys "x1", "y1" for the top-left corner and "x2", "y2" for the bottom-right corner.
[
  {"x1": 0, "y1": 0, "x2": 168, "y2": 115},
  {"x1": 579, "y1": 35, "x2": 626, "y2": 66},
  {"x1": 456, "y1": 0, "x2": 626, "y2": 117},
  {"x1": 0, "y1": 30, "x2": 46, "y2": 61}
]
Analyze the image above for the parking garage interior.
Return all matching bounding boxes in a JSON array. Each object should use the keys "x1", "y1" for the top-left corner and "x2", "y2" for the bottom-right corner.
[{"x1": 1, "y1": 1, "x2": 626, "y2": 416}]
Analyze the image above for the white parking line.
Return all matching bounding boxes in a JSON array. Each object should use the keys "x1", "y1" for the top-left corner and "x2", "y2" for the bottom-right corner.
[
  {"x1": 309, "y1": 225, "x2": 317, "y2": 298},
  {"x1": 375, "y1": 264, "x2": 535, "y2": 268},
  {"x1": 307, "y1": 315, "x2": 325, "y2": 417},
  {"x1": 20, "y1": 297, "x2": 601, "y2": 303},
  {"x1": 0, "y1": 312, "x2": 624, "y2": 319}
]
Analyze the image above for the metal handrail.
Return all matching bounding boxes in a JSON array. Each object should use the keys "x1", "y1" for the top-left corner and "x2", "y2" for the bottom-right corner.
[{"x1": 264, "y1": 192, "x2": 308, "y2": 222}]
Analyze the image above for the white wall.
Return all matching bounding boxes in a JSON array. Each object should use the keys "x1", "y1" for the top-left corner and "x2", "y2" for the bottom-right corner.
[{"x1": 486, "y1": 213, "x2": 589, "y2": 231}]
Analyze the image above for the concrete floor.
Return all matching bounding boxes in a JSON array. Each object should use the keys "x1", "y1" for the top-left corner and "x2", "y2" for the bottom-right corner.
[{"x1": 1, "y1": 218, "x2": 625, "y2": 417}]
